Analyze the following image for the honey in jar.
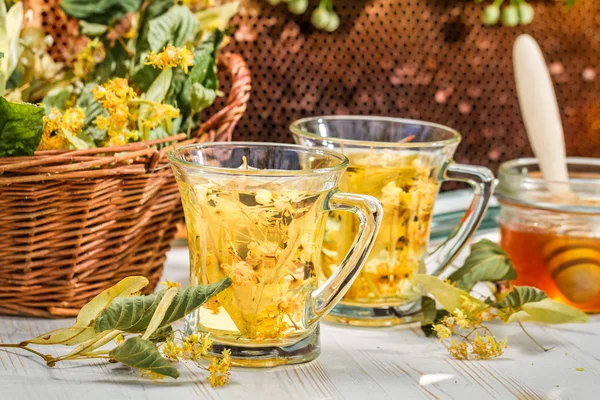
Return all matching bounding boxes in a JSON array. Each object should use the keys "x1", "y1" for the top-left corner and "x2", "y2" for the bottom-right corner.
[{"x1": 496, "y1": 158, "x2": 600, "y2": 312}]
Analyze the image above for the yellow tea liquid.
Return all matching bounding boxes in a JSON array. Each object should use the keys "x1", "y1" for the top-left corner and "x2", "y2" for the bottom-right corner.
[
  {"x1": 322, "y1": 152, "x2": 440, "y2": 307},
  {"x1": 180, "y1": 181, "x2": 329, "y2": 346}
]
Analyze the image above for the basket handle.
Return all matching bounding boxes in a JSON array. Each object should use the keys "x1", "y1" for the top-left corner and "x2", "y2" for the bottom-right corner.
[
  {"x1": 194, "y1": 52, "x2": 252, "y2": 142},
  {"x1": 151, "y1": 52, "x2": 252, "y2": 169}
]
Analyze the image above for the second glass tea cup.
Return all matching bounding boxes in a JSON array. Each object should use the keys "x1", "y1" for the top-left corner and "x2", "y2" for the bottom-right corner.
[{"x1": 292, "y1": 116, "x2": 494, "y2": 326}]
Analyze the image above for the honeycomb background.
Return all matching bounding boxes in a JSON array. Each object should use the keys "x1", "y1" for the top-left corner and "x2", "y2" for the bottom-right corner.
[{"x1": 226, "y1": 0, "x2": 600, "y2": 172}]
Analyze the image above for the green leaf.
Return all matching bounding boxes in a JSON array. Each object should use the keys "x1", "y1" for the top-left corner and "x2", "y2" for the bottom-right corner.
[
  {"x1": 42, "y1": 86, "x2": 74, "y2": 111},
  {"x1": 448, "y1": 239, "x2": 516, "y2": 291},
  {"x1": 142, "y1": 287, "x2": 178, "y2": 340},
  {"x1": 60, "y1": 0, "x2": 143, "y2": 25},
  {"x1": 95, "y1": 39, "x2": 131, "y2": 82},
  {"x1": 75, "y1": 276, "x2": 149, "y2": 328},
  {"x1": 64, "y1": 131, "x2": 91, "y2": 149},
  {"x1": 147, "y1": 325, "x2": 174, "y2": 344},
  {"x1": 190, "y1": 82, "x2": 216, "y2": 114},
  {"x1": 94, "y1": 277, "x2": 232, "y2": 333},
  {"x1": 109, "y1": 336, "x2": 179, "y2": 378},
  {"x1": 79, "y1": 21, "x2": 108, "y2": 37},
  {"x1": 138, "y1": 67, "x2": 173, "y2": 140},
  {"x1": 189, "y1": 31, "x2": 222, "y2": 85},
  {"x1": 421, "y1": 309, "x2": 449, "y2": 337},
  {"x1": 62, "y1": 330, "x2": 120, "y2": 359},
  {"x1": 76, "y1": 83, "x2": 107, "y2": 144},
  {"x1": 495, "y1": 286, "x2": 547, "y2": 309},
  {"x1": 144, "y1": 68, "x2": 173, "y2": 103},
  {"x1": 131, "y1": 64, "x2": 162, "y2": 93},
  {"x1": 420, "y1": 296, "x2": 437, "y2": 325},
  {"x1": 415, "y1": 274, "x2": 487, "y2": 313},
  {"x1": 195, "y1": 1, "x2": 239, "y2": 33},
  {"x1": 135, "y1": 0, "x2": 174, "y2": 59},
  {"x1": 0, "y1": 1, "x2": 23, "y2": 95},
  {"x1": 0, "y1": 97, "x2": 44, "y2": 157},
  {"x1": 510, "y1": 298, "x2": 589, "y2": 324},
  {"x1": 147, "y1": 5, "x2": 198, "y2": 52},
  {"x1": 25, "y1": 277, "x2": 148, "y2": 346}
]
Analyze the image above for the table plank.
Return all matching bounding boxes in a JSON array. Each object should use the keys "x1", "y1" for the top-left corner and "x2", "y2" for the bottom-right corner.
[{"x1": 1, "y1": 245, "x2": 599, "y2": 400}]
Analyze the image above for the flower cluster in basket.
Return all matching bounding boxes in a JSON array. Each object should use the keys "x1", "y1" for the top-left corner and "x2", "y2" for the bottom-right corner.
[{"x1": 0, "y1": 0, "x2": 239, "y2": 157}]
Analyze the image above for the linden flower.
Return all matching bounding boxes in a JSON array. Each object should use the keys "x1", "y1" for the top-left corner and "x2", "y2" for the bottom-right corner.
[
  {"x1": 200, "y1": 335, "x2": 213, "y2": 355},
  {"x1": 162, "y1": 339, "x2": 181, "y2": 361},
  {"x1": 141, "y1": 369, "x2": 166, "y2": 380},
  {"x1": 225, "y1": 260, "x2": 256, "y2": 286},
  {"x1": 273, "y1": 284, "x2": 303, "y2": 318},
  {"x1": 471, "y1": 333, "x2": 507, "y2": 360},
  {"x1": 203, "y1": 296, "x2": 221, "y2": 314},
  {"x1": 92, "y1": 78, "x2": 140, "y2": 146},
  {"x1": 432, "y1": 324, "x2": 452, "y2": 339},
  {"x1": 208, "y1": 349, "x2": 232, "y2": 387},
  {"x1": 73, "y1": 38, "x2": 105, "y2": 78},
  {"x1": 146, "y1": 44, "x2": 195, "y2": 73},
  {"x1": 202, "y1": 297, "x2": 221, "y2": 315},
  {"x1": 452, "y1": 308, "x2": 471, "y2": 329},
  {"x1": 142, "y1": 103, "x2": 180, "y2": 129},
  {"x1": 255, "y1": 189, "x2": 273, "y2": 205},
  {"x1": 61, "y1": 108, "x2": 85, "y2": 133},
  {"x1": 448, "y1": 339, "x2": 469, "y2": 360},
  {"x1": 39, "y1": 107, "x2": 85, "y2": 150},
  {"x1": 161, "y1": 279, "x2": 181, "y2": 289}
]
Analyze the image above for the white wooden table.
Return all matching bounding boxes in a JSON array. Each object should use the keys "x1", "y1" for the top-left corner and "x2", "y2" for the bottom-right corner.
[{"x1": 2, "y1": 194, "x2": 600, "y2": 399}]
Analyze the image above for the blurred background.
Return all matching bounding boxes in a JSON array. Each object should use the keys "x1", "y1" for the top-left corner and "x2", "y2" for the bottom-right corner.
[{"x1": 221, "y1": 0, "x2": 599, "y2": 173}]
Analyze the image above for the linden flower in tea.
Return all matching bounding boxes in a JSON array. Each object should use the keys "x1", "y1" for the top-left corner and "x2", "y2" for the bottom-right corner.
[
  {"x1": 180, "y1": 179, "x2": 328, "y2": 342},
  {"x1": 322, "y1": 151, "x2": 440, "y2": 305}
]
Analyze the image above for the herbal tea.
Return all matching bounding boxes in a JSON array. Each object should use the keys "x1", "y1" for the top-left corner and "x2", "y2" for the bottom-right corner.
[
  {"x1": 501, "y1": 225, "x2": 600, "y2": 312},
  {"x1": 180, "y1": 181, "x2": 329, "y2": 346},
  {"x1": 322, "y1": 152, "x2": 440, "y2": 307}
]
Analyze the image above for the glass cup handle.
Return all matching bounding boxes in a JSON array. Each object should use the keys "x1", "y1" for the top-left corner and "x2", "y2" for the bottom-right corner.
[
  {"x1": 308, "y1": 191, "x2": 383, "y2": 324},
  {"x1": 426, "y1": 163, "x2": 495, "y2": 276}
]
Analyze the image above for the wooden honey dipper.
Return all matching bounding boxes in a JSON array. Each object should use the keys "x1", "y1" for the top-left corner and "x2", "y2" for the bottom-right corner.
[{"x1": 514, "y1": 35, "x2": 599, "y2": 304}]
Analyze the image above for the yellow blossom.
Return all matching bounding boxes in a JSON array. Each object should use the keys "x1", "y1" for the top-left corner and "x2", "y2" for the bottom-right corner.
[
  {"x1": 471, "y1": 333, "x2": 506, "y2": 360},
  {"x1": 146, "y1": 44, "x2": 195, "y2": 73},
  {"x1": 432, "y1": 324, "x2": 452, "y2": 339},
  {"x1": 203, "y1": 296, "x2": 221, "y2": 314},
  {"x1": 61, "y1": 108, "x2": 84, "y2": 133},
  {"x1": 448, "y1": 339, "x2": 469, "y2": 360},
  {"x1": 273, "y1": 284, "x2": 302, "y2": 318},
  {"x1": 38, "y1": 107, "x2": 84, "y2": 150},
  {"x1": 142, "y1": 103, "x2": 180, "y2": 129},
  {"x1": 92, "y1": 78, "x2": 138, "y2": 146},
  {"x1": 225, "y1": 260, "x2": 257, "y2": 286},
  {"x1": 161, "y1": 280, "x2": 181, "y2": 289},
  {"x1": 200, "y1": 335, "x2": 213, "y2": 355},
  {"x1": 452, "y1": 308, "x2": 471, "y2": 329},
  {"x1": 208, "y1": 349, "x2": 232, "y2": 387},
  {"x1": 162, "y1": 339, "x2": 181, "y2": 361},
  {"x1": 141, "y1": 369, "x2": 166, "y2": 380},
  {"x1": 115, "y1": 334, "x2": 124, "y2": 345},
  {"x1": 73, "y1": 38, "x2": 105, "y2": 78}
]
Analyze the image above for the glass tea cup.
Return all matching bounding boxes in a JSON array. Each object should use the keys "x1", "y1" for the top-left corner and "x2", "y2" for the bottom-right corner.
[
  {"x1": 291, "y1": 116, "x2": 494, "y2": 326},
  {"x1": 168, "y1": 143, "x2": 382, "y2": 366},
  {"x1": 497, "y1": 157, "x2": 600, "y2": 312}
]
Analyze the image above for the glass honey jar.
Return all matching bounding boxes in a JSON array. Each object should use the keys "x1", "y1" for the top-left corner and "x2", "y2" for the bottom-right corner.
[{"x1": 496, "y1": 158, "x2": 600, "y2": 312}]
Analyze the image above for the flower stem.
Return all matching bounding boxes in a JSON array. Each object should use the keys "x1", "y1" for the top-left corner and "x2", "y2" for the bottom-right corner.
[
  {"x1": 517, "y1": 319, "x2": 554, "y2": 352},
  {"x1": 0, "y1": 344, "x2": 53, "y2": 363}
]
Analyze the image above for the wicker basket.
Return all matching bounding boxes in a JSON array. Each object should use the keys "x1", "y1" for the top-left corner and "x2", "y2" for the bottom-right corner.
[{"x1": 0, "y1": 53, "x2": 251, "y2": 318}]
